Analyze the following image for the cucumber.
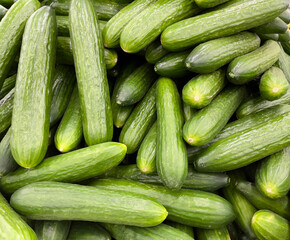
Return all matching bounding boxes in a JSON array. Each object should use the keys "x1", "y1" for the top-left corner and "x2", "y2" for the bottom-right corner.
[
  {"x1": 156, "y1": 77, "x2": 187, "y2": 189},
  {"x1": 0, "y1": 0, "x2": 13, "y2": 8},
  {"x1": 185, "y1": 32, "x2": 261, "y2": 74},
  {"x1": 227, "y1": 40, "x2": 281, "y2": 85},
  {"x1": 252, "y1": 17, "x2": 288, "y2": 34},
  {"x1": 0, "y1": 142, "x2": 127, "y2": 194},
  {"x1": 276, "y1": 43, "x2": 290, "y2": 83},
  {"x1": 0, "y1": 192, "x2": 37, "y2": 240},
  {"x1": 0, "y1": 0, "x2": 40, "y2": 91},
  {"x1": 183, "y1": 85, "x2": 245, "y2": 146},
  {"x1": 90, "y1": 179, "x2": 236, "y2": 229},
  {"x1": 154, "y1": 51, "x2": 190, "y2": 78},
  {"x1": 281, "y1": 39, "x2": 290, "y2": 55},
  {"x1": 103, "y1": 0, "x2": 157, "y2": 48},
  {"x1": 145, "y1": 40, "x2": 168, "y2": 64},
  {"x1": 70, "y1": 0, "x2": 113, "y2": 146},
  {"x1": 137, "y1": 122, "x2": 156, "y2": 174},
  {"x1": 102, "y1": 223, "x2": 194, "y2": 240},
  {"x1": 0, "y1": 4, "x2": 7, "y2": 19},
  {"x1": 161, "y1": 0, "x2": 288, "y2": 51},
  {"x1": 182, "y1": 69, "x2": 226, "y2": 109},
  {"x1": 279, "y1": 10, "x2": 290, "y2": 23},
  {"x1": 119, "y1": 83, "x2": 156, "y2": 154},
  {"x1": 183, "y1": 103, "x2": 197, "y2": 122},
  {"x1": 67, "y1": 222, "x2": 111, "y2": 240},
  {"x1": 194, "y1": 111, "x2": 290, "y2": 172},
  {"x1": 195, "y1": 0, "x2": 231, "y2": 8},
  {"x1": 166, "y1": 221, "x2": 194, "y2": 238},
  {"x1": 0, "y1": 88, "x2": 13, "y2": 135},
  {"x1": 278, "y1": 30, "x2": 290, "y2": 42},
  {"x1": 227, "y1": 223, "x2": 239, "y2": 240},
  {"x1": 10, "y1": 181, "x2": 167, "y2": 227},
  {"x1": 120, "y1": 0, "x2": 201, "y2": 53},
  {"x1": 251, "y1": 210, "x2": 290, "y2": 240},
  {"x1": 116, "y1": 63, "x2": 156, "y2": 106},
  {"x1": 35, "y1": 221, "x2": 71, "y2": 240},
  {"x1": 259, "y1": 66, "x2": 289, "y2": 101},
  {"x1": 196, "y1": 227, "x2": 231, "y2": 240},
  {"x1": 257, "y1": 33, "x2": 279, "y2": 41},
  {"x1": 0, "y1": 74, "x2": 16, "y2": 99}
]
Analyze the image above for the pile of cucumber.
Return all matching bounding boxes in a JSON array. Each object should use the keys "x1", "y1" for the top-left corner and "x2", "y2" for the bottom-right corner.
[{"x1": 0, "y1": 0, "x2": 289, "y2": 239}]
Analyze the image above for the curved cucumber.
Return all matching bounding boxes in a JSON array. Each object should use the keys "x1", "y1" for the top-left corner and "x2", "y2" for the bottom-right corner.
[
  {"x1": 183, "y1": 103, "x2": 197, "y2": 122},
  {"x1": 0, "y1": 74, "x2": 16, "y2": 99},
  {"x1": 196, "y1": 227, "x2": 230, "y2": 240},
  {"x1": 0, "y1": 88, "x2": 13, "y2": 135},
  {"x1": 185, "y1": 32, "x2": 261, "y2": 74},
  {"x1": 10, "y1": 181, "x2": 167, "y2": 227},
  {"x1": 166, "y1": 221, "x2": 194, "y2": 238},
  {"x1": 227, "y1": 40, "x2": 280, "y2": 85},
  {"x1": 145, "y1": 40, "x2": 168, "y2": 64},
  {"x1": 67, "y1": 222, "x2": 110, "y2": 240},
  {"x1": 0, "y1": 5, "x2": 7, "y2": 20},
  {"x1": 35, "y1": 221, "x2": 71, "y2": 240},
  {"x1": 279, "y1": 10, "x2": 290, "y2": 23},
  {"x1": 182, "y1": 69, "x2": 226, "y2": 109},
  {"x1": 252, "y1": 17, "x2": 288, "y2": 34}
]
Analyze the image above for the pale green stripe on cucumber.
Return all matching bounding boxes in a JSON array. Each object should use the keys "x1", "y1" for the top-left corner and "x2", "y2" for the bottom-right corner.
[{"x1": 196, "y1": 226, "x2": 231, "y2": 240}]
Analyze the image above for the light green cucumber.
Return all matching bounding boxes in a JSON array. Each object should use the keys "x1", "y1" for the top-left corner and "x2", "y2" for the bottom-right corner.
[
  {"x1": 166, "y1": 221, "x2": 194, "y2": 238},
  {"x1": 35, "y1": 221, "x2": 71, "y2": 240},
  {"x1": 252, "y1": 17, "x2": 288, "y2": 34},
  {"x1": 196, "y1": 227, "x2": 231, "y2": 240}
]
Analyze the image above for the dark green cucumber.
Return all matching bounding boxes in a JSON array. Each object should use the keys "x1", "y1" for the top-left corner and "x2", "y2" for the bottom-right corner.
[
  {"x1": 279, "y1": 10, "x2": 290, "y2": 23},
  {"x1": 0, "y1": 74, "x2": 16, "y2": 99},
  {"x1": 154, "y1": 51, "x2": 190, "y2": 78},
  {"x1": 259, "y1": 66, "x2": 289, "y2": 101},
  {"x1": 0, "y1": 0, "x2": 40, "y2": 91},
  {"x1": 0, "y1": 1, "x2": 12, "y2": 8},
  {"x1": 251, "y1": 210, "x2": 290, "y2": 240},
  {"x1": 0, "y1": 88, "x2": 13, "y2": 135},
  {"x1": 252, "y1": 17, "x2": 288, "y2": 34},
  {"x1": 182, "y1": 69, "x2": 226, "y2": 109},
  {"x1": 0, "y1": 192, "x2": 37, "y2": 240},
  {"x1": 156, "y1": 77, "x2": 187, "y2": 189},
  {"x1": 70, "y1": 0, "x2": 113, "y2": 146},
  {"x1": 115, "y1": 63, "x2": 156, "y2": 106},
  {"x1": 35, "y1": 221, "x2": 71, "y2": 240},
  {"x1": 257, "y1": 32, "x2": 279, "y2": 41},
  {"x1": 120, "y1": 0, "x2": 201, "y2": 53},
  {"x1": 10, "y1": 181, "x2": 167, "y2": 227},
  {"x1": 278, "y1": 30, "x2": 290, "y2": 42},
  {"x1": 194, "y1": 111, "x2": 290, "y2": 172},
  {"x1": 90, "y1": 179, "x2": 235, "y2": 229},
  {"x1": 161, "y1": 0, "x2": 288, "y2": 51},
  {"x1": 145, "y1": 40, "x2": 168, "y2": 64},
  {"x1": 102, "y1": 223, "x2": 193, "y2": 240},
  {"x1": 227, "y1": 40, "x2": 280, "y2": 85},
  {"x1": 166, "y1": 221, "x2": 194, "y2": 238},
  {"x1": 183, "y1": 103, "x2": 197, "y2": 122},
  {"x1": 281, "y1": 39, "x2": 290, "y2": 54},
  {"x1": 183, "y1": 85, "x2": 245, "y2": 146},
  {"x1": 0, "y1": 4, "x2": 7, "y2": 19},
  {"x1": 185, "y1": 32, "x2": 261, "y2": 74},
  {"x1": 119, "y1": 83, "x2": 156, "y2": 154},
  {"x1": 137, "y1": 122, "x2": 157, "y2": 174},
  {"x1": 100, "y1": 164, "x2": 229, "y2": 191},
  {"x1": 226, "y1": 224, "x2": 239, "y2": 240},
  {"x1": 196, "y1": 227, "x2": 230, "y2": 240},
  {"x1": 67, "y1": 222, "x2": 111, "y2": 240}
]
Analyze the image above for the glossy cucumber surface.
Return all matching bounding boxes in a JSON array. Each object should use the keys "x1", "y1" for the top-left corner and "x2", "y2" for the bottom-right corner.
[
  {"x1": 252, "y1": 17, "x2": 288, "y2": 34},
  {"x1": 0, "y1": 88, "x2": 14, "y2": 135},
  {"x1": 35, "y1": 221, "x2": 71, "y2": 240},
  {"x1": 145, "y1": 40, "x2": 168, "y2": 64}
]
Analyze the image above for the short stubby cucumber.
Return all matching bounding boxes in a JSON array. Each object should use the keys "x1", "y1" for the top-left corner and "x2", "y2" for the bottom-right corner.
[{"x1": 35, "y1": 221, "x2": 71, "y2": 240}]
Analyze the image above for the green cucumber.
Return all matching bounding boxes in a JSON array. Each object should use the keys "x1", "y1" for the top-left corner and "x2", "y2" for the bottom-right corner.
[
  {"x1": 145, "y1": 40, "x2": 168, "y2": 64},
  {"x1": 279, "y1": 10, "x2": 290, "y2": 23},
  {"x1": 227, "y1": 40, "x2": 280, "y2": 85},
  {"x1": 10, "y1": 181, "x2": 167, "y2": 227},
  {"x1": 195, "y1": 0, "x2": 230, "y2": 8},
  {"x1": 183, "y1": 85, "x2": 245, "y2": 146},
  {"x1": 0, "y1": 4, "x2": 7, "y2": 19},
  {"x1": 0, "y1": 74, "x2": 16, "y2": 99},
  {"x1": 0, "y1": 1, "x2": 13, "y2": 8},
  {"x1": 257, "y1": 32, "x2": 279, "y2": 41},
  {"x1": 0, "y1": 88, "x2": 13, "y2": 135},
  {"x1": 115, "y1": 63, "x2": 156, "y2": 106},
  {"x1": 119, "y1": 83, "x2": 156, "y2": 154},
  {"x1": 35, "y1": 221, "x2": 71, "y2": 240},
  {"x1": 259, "y1": 66, "x2": 289, "y2": 101},
  {"x1": 182, "y1": 69, "x2": 226, "y2": 109},
  {"x1": 0, "y1": 0, "x2": 40, "y2": 91},
  {"x1": 137, "y1": 122, "x2": 157, "y2": 174},
  {"x1": 120, "y1": 0, "x2": 201, "y2": 53},
  {"x1": 156, "y1": 77, "x2": 187, "y2": 189},
  {"x1": 185, "y1": 32, "x2": 261, "y2": 74},
  {"x1": 183, "y1": 103, "x2": 197, "y2": 122},
  {"x1": 11, "y1": 6, "x2": 57, "y2": 168},
  {"x1": 252, "y1": 17, "x2": 288, "y2": 34},
  {"x1": 276, "y1": 43, "x2": 290, "y2": 83},
  {"x1": 278, "y1": 30, "x2": 290, "y2": 42},
  {"x1": 196, "y1": 227, "x2": 230, "y2": 240},
  {"x1": 166, "y1": 221, "x2": 194, "y2": 238},
  {"x1": 281, "y1": 39, "x2": 290, "y2": 54},
  {"x1": 226, "y1": 224, "x2": 239, "y2": 240},
  {"x1": 70, "y1": 0, "x2": 113, "y2": 146},
  {"x1": 154, "y1": 51, "x2": 190, "y2": 78},
  {"x1": 0, "y1": 192, "x2": 37, "y2": 240},
  {"x1": 161, "y1": 0, "x2": 288, "y2": 51},
  {"x1": 251, "y1": 210, "x2": 290, "y2": 240},
  {"x1": 90, "y1": 179, "x2": 236, "y2": 229},
  {"x1": 194, "y1": 111, "x2": 290, "y2": 172}
]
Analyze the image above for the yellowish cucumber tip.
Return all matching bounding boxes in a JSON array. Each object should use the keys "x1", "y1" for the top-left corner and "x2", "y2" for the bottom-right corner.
[
  {"x1": 116, "y1": 100, "x2": 122, "y2": 105},
  {"x1": 154, "y1": 66, "x2": 158, "y2": 72},
  {"x1": 185, "y1": 62, "x2": 191, "y2": 68},
  {"x1": 114, "y1": 58, "x2": 118, "y2": 63},
  {"x1": 193, "y1": 95, "x2": 200, "y2": 102},
  {"x1": 272, "y1": 87, "x2": 279, "y2": 93},
  {"x1": 122, "y1": 144, "x2": 128, "y2": 152},
  {"x1": 229, "y1": 72, "x2": 235, "y2": 78},
  {"x1": 188, "y1": 138, "x2": 194, "y2": 143}
]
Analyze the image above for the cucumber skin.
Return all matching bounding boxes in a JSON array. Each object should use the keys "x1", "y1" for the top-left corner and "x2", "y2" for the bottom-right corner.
[
  {"x1": 11, "y1": 6, "x2": 57, "y2": 168},
  {"x1": 10, "y1": 181, "x2": 167, "y2": 227},
  {"x1": 257, "y1": 32, "x2": 279, "y2": 41},
  {"x1": 185, "y1": 32, "x2": 261, "y2": 74},
  {"x1": 276, "y1": 43, "x2": 290, "y2": 83},
  {"x1": 183, "y1": 103, "x2": 197, "y2": 122},
  {"x1": 194, "y1": 111, "x2": 290, "y2": 172},
  {"x1": 120, "y1": 0, "x2": 201, "y2": 53},
  {"x1": 0, "y1": 0, "x2": 40, "y2": 91},
  {"x1": 278, "y1": 30, "x2": 290, "y2": 42},
  {"x1": 90, "y1": 179, "x2": 236, "y2": 229},
  {"x1": 252, "y1": 17, "x2": 288, "y2": 34},
  {"x1": 166, "y1": 221, "x2": 194, "y2": 238},
  {"x1": 0, "y1": 74, "x2": 16, "y2": 99},
  {"x1": 279, "y1": 10, "x2": 290, "y2": 23},
  {"x1": 145, "y1": 40, "x2": 168, "y2": 64},
  {"x1": 0, "y1": 88, "x2": 13, "y2": 135},
  {"x1": 182, "y1": 69, "x2": 226, "y2": 109},
  {"x1": 227, "y1": 40, "x2": 281, "y2": 85},
  {"x1": 183, "y1": 86, "x2": 246, "y2": 146},
  {"x1": 196, "y1": 227, "x2": 230, "y2": 240},
  {"x1": 156, "y1": 77, "x2": 187, "y2": 189},
  {"x1": 69, "y1": 0, "x2": 113, "y2": 146},
  {"x1": 0, "y1": 5, "x2": 6, "y2": 20},
  {"x1": 251, "y1": 210, "x2": 290, "y2": 240},
  {"x1": 281, "y1": 40, "x2": 290, "y2": 55},
  {"x1": 161, "y1": 0, "x2": 288, "y2": 51},
  {"x1": 35, "y1": 221, "x2": 71, "y2": 240}
]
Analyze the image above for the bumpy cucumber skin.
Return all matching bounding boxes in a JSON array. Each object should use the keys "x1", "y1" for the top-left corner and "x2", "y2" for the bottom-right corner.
[
  {"x1": 276, "y1": 43, "x2": 290, "y2": 83},
  {"x1": 156, "y1": 77, "x2": 187, "y2": 189},
  {"x1": 10, "y1": 181, "x2": 167, "y2": 227},
  {"x1": 11, "y1": 6, "x2": 57, "y2": 168},
  {"x1": 251, "y1": 210, "x2": 290, "y2": 240},
  {"x1": 183, "y1": 86, "x2": 245, "y2": 146},
  {"x1": 69, "y1": 0, "x2": 113, "y2": 146},
  {"x1": 279, "y1": 10, "x2": 290, "y2": 23},
  {"x1": 166, "y1": 221, "x2": 194, "y2": 238},
  {"x1": 0, "y1": 74, "x2": 16, "y2": 99},
  {"x1": 252, "y1": 17, "x2": 288, "y2": 34},
  {"x1": 195, "y1": 0, "x2": 230, "y2": 8},
  {"x1": 196, "y1": 227, "x2": 230, "y2": 240},
  {"x1": 120, "y1": 0, "x2": 201, "y2": 53},
  {"x1": 227, "y1": 40, "x2": 281, "y2": 85},
  {"x1": 35, "y1": 221, "x2": 71, "y2": 240},
  {"x1": 0, "y1": 0, "x2": 40, "y2": 91},
  {"x1": 145, "y1": 40, "x2": 168, "y2": 64},
  {"x1": 185, "y1": 32, "x2": 261, "y2": 74},
  {"x1": 0, "y1": 88, "x2": 13, "y2": 135},
  {"x1": 0, "y1": 5, "x2": 7, "y2": 20},
  {"x1": 182, "y1": 69, "x2": 226, "y2": 109}
]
